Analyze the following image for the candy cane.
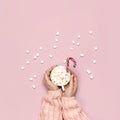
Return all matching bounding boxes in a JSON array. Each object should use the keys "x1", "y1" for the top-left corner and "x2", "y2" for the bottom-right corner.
[{"x1": 66, "y1": 57, "x2": 77, "y2": 71}]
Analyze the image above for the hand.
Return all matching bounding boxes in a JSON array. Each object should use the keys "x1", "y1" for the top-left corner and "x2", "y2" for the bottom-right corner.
[
  {"x1": 43, "y1": 65, "x2": 59, "y2": 90},
  {"x1": 62, "y1": 69, "x2": 78, "y2": 97},
  {"x1": 43, "y1": 66, "x2": 78, "y2": 96}
]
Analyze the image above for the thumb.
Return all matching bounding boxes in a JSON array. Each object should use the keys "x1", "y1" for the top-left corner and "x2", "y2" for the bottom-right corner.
[
  {"x1": 69, "y1": 74, "x2": 74, "y2": 88},
  {"x1": 63, "y1": 74, "x2": 74, "y2": 97}
]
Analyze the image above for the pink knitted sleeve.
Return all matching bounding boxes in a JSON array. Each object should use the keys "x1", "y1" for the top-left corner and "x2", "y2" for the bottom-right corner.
[
  {"x1": 39, "y1": 90, "x2": 62, "y2": 120},
  {"x1": 62, "y1": 97, "x2": 90, "y2": 120}
]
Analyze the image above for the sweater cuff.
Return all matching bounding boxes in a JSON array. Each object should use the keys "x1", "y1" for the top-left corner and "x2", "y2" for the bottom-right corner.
[
  {"x1": 61, "y1": 96, "x2": 82, "y2": 111},
  {"x1": 45, "y1": 89, "x2": 62, "y2": 99}
]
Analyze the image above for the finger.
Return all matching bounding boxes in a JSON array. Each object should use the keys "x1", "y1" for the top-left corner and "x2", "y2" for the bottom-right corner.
[
  {"x1": 43, "y1": 75, "x2": 52, "y2": 90},
  {"x1": 63, "y1": 69, "x2": 74, "y2": 90},
  {"x1": 46, "y1": 65, "x2": 57, "y2": 76},
  {"x1": 69, "y1": 74, "x2": 74, "y2": 88},
  {"x1": 44, "y1": 65, "x2": 59, "y2": 90},
  {"x1": 71, "y1": 74, "x2": 78, "y2": 96},
  {"x1": 44, "y1": 72, "x2": 59, "y2": 90},
  {"x1": 63, "y1": 75, "x2": 74, "y2": 97},
  {"x1": 44, "y1": 65, "x2": 57, "y2": 82},
  {"x1": 67, "y1": 75, "x2": 74, "y2": 96},
  {"x1": 64, "y1": 74, "x2": 74, "y2": 90},
  {"x1": 72, "y1": 72, "x2": 78, "y2": 89},
  {"x1": 44, "y1": 78, "x2": 58, "y2": 90}
]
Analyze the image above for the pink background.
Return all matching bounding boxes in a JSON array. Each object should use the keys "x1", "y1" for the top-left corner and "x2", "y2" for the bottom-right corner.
[{"x1": 0, "y1": 0, "x2": 120, "y2": 120}]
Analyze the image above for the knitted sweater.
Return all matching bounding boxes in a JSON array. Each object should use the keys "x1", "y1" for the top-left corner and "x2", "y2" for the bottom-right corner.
[{"x1": 39, "y1": 89, "x2": 90, "y2": 120}]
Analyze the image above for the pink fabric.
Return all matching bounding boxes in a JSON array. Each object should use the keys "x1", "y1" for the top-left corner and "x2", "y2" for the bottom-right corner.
[{"x1": 40, "y1": 90, "x2": 90, "y2": 120}]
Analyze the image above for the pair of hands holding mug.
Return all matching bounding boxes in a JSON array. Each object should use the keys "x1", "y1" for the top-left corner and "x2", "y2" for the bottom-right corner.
[{"x1": 43, "y1": 65, "x2": 78, "y2": 97}]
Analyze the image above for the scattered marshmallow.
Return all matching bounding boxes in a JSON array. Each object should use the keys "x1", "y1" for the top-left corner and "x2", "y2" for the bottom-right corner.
[
  {"x1": 39, "y1": 46, "x2": 43, "y2": 50},
  {"x1": 93, "y1": 60, "x2": 97, "y2": 64},
  {"x1": 36, "y1": 53, "x2": 40, "y2": 57},
  {"x1": 29, "y1": 77, "x2": 33, "y2": 81},
  {"x1": 21, "y1": 66, "x2": 25, "y2": 70},
  {"x1": 72, "y1": 40, "x2": 75, "y2": 45},
  {"x1": 33, "y1": 75, "x2": 37, "y2": 78},
  {"x1": 56, "y1": 32, "x2": 60, "y2": 36},
  {"x1": 77, "y1": 35, "x2": 81, "y2": 39},
  {"x1": 26, "y1": 61, "x2": 30, "y2": 65},
  {"x1": 90, "y1": 74, "x2": 94, "y2": 80},
  {"x1": 69, "y1": 47, "x2": 74, "y2": 51},
  {"x1": 80, "y1": 53, "x2": 84, "y2": 57},
  {"x1": 76, "y1": 42, "x2": 80, "y2": 46},
  {"x1": 94, "y1": 46, "x2": 98, "y2": 51},
  {"x1": 86, "y1": 69, "x2": 92, "y2": 75},
  {"x1": 49, "y1": 54, "x2": 53, "y2": 58},
  {"x1": 26, "y1": 50, "x2": 30, "y2": 54},
  {"x1": 34, "y1": 56, "x2": 37, "y2": 60},
  {"x1": 63, "y1": 59, "x2": 66, "y2": 64},
  {"x1": 55, "y1": 38, "x2": 59, "y2": 42},
  {"x1": 89, "y1": 30, "x2": 93, "y2": 35},
  {"x1": 53, "y1": 45, "x2": 57, "y2": 49},
  {"x1": 40, "y1": 60, "x2": 44, "y2": 64},
  {"x1": 32, "y1": 84, "x2": 36, "y2": 89}
]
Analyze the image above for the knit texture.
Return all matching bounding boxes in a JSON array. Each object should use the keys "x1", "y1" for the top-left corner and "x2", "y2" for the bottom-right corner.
[{"x1": 39, "y1": 90, "x2": 90, "y2": 120}]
